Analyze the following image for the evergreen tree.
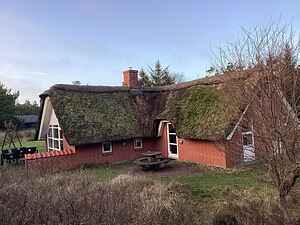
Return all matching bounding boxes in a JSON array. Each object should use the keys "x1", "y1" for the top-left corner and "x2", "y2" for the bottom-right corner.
[
  {"x1": 15, "y1": 100, "x2": 39, "y2": 115},
  {"x1": 0, "y1": 83, "x2": 19, "y2": 128},
  {"x1": 139, "y1": 60, "x2": 178, "y2": 87},
  {"x1": 138, "y1": 68, "x2": 152, "y2": 88}
]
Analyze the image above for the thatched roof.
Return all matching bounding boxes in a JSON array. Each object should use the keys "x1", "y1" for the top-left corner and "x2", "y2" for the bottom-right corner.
[{"x1": 40, "y1": 70, "x2": 257, "y2": 145}]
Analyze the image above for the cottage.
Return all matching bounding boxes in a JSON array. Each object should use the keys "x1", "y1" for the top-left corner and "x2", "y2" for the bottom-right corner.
[{"x1": 31, "y1": 68, "x2": 287, "y2": 170}]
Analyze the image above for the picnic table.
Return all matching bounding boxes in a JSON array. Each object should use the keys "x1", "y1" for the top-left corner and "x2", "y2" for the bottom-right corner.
[{"x1": 134, "y1": 151, "x2": 171, "y2": 170}]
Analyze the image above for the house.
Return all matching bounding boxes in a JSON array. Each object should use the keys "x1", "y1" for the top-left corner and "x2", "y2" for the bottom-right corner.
[
  {"x1": 28, "y1": 68, "x2": 288, "y2": 171},
  {"x1": 17, "y1": 115, "x2": 39, "y2": 129}
]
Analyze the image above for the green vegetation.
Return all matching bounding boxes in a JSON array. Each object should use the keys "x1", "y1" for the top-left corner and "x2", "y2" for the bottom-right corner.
[
  {"x1": 84, "y1": 164, "x2": 122, "y2": 181},
  {"x1": 1, "y1": 140, "x2": 45, "y2": 152},
  {"x1": 161, "y1": 86, "x2": 238, "y2": 140},
  {"x1": 139, "y1": 60, "x2": 181, "y2": 87},
  {"x1": 0, "y1": 83, "x2": 39, "y2": 129},
  {"x1": 83, "y1": 163, "x2": 274, "y2": 202},
  {"x1": 52, "y1": 90, "x2": 141, "y2": 145},
  {"x1": 168, "y1": 168, "x2": 274, "y2": 201},
  {"x1": 0, "y1": 83, "x2": 19, "y2": 128},
  {"x1": 1, "y1": 162, "x2": 298, "y2": 224},
  {"x1": 15, "y1": 100, "x2": 39, "y2": 115}
]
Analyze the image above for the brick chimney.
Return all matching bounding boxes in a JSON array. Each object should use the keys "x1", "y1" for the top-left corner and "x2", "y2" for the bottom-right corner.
[{"x1": 122, "y1": 67, "x2": 139, "y2": 88}]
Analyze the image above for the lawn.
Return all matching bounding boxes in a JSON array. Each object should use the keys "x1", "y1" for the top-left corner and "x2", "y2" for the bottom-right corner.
[
  {"x1": 168, "y1": 168, "x2": 274, "y2": 201},
  {"x1": 83, "y1": 162, "x2": 275, "y2": 202},
  {"x1": 1, "y1": 140, "x2": 46, "y2": 152}
]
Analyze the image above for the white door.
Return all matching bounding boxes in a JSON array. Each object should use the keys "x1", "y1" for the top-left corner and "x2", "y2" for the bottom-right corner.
[
  {"x1": 242, "y1": 131, "x2": 255, "y2": 161},
  {"x1": 167, "y1": 123, "x2": 178, "y2": 159}
]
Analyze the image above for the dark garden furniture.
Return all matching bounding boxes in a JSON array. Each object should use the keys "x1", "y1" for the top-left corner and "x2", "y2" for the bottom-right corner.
[
  {"x1": 134, "y1": 151, "x2": 171, "y2": 170},
  {"x1": 0, "y1": 121, "x2": 38, "y2": 166},
  {"x1": 0, "y1": 147, "x2": 38, "y2": 165}
]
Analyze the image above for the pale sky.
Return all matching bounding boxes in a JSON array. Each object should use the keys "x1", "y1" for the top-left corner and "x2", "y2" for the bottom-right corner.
[{"x1": 0, "y1": 0, "x2": 299, "y2": 103}]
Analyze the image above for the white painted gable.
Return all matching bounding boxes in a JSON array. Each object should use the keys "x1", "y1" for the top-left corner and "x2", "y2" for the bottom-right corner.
[{"x1": 38, "y1": 97, "x2": 60, "y2": 140}]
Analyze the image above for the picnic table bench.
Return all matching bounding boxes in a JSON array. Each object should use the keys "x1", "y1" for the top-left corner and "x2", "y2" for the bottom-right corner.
[{"x1": 134, "y1": 151, "x2": 171, "y2": 170}]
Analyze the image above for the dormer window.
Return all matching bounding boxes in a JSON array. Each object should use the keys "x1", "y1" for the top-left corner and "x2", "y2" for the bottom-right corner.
[{"x1": 47, "y1": 125, "x2": 63, "y2": 151}]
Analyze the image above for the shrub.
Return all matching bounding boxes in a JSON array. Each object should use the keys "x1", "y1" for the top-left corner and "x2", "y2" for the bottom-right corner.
[
  {"x1": 213, "y1": 190, "x2": 298, "y2": 225},
  {"x1": 0, "y1": 169, "x2": 197, "y2": 225}
]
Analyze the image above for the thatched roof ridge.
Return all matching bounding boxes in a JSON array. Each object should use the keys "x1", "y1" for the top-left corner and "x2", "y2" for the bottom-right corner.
[{"x1": 41, "y1": 70, "x2": 253, "y2": 96}]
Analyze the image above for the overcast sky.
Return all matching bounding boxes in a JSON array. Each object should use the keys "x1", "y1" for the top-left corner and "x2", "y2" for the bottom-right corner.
[{"x1": 0, "y1": 0, "x2": 299, "y2": 103}]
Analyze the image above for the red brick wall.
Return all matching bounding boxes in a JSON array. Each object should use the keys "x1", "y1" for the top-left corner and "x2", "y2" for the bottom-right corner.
[
  {"x1": 159, "y1": 123, "x2": 227, "y2": 168},
  {"x1": 26, "y1": 137, "x2": 159, "y2": 172},
  {"x1": 74, "y1": 137, "x2": 159, "y2": 165},
  {"x1": 226, "y1": 126, "x2": 246, "y2": 167},
  {"x1": 178, "y1": 138, "x2": 227, "y2": 168}
]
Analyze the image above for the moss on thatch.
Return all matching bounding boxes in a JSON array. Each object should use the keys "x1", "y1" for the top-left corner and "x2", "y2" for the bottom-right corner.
[
  {"x1": 40, "y1": 71, "x2": 253, "y2": 145},
  {"x1": 51, "y1": 90, "x2": 141, "y2": 145},
  {"x1": 160, "y1": 86, "x2": 240, "y2": 140},
  {"x1": 46, "y1": 87, "x2": 166, "y2": 145}
]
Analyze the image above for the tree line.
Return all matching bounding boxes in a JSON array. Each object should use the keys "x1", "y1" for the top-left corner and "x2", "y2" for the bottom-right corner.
[{"x1": 0, "y1": 83, "x2": 39, "y2": 129}]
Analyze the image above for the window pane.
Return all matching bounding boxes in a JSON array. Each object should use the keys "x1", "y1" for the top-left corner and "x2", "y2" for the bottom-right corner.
[
  {"x1": 168, "y1": 124, "x2": 176, "y2": 133},
  {"x1": 169, "y1": 135, "x2": 177, "y2": 144},
  {"x1": 48, "y1": 128, "x2": 52, "y2": 138},
  {"x1": 242, "y1": 133, "x2": 253, "y2": 146},
  {"x1": 169, "y1": 144, "x2": 177, "y2": 154},
  {"x1": 59, "y1": 129, "x2": 63, "y2": 139},
  {"x1": 103, "y1": 143, "x2": 112, "y2": 152},
  {"x1": 54, "y1": 140, "x2": 59, "y2": 149},
  {"x1": 134, "y1": 139, "x2": 142, "y2": 148},
  {"x1": 53, "y1": 128, "x2": 59, "y2": 139},
  {"x1": 48, "y1": 139, "x2": 53, "y2": 149}
]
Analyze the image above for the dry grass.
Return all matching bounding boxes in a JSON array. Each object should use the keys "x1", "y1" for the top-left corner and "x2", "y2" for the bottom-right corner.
[
  {"x1": 0, "y1": 165, "x2": 299, "y2": 225},
  {"x1": 0, "y1": 168, "x2": 196, "y2": 225}
]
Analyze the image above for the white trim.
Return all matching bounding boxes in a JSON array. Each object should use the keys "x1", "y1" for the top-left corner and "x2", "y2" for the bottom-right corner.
[
  {"x1": 242, "y1": 130, "x2": 255, "y2": 161},
  {"x1": 47, "y1": 125, "x2": 63, "y2": 151},
  {"x1": 38, "y1": 97, "x2": 50, "y2": 139},
  {"x1": 157, "y1": 120, "x2": 170, "y2": 136},
  {"x1": 102, "y1": 142, "x2": 112, "y2": 153},
  {"x1": 167, "y1": 122, "x2": 179, "y2": 159},
  {"x1": 134, "y1": 138, "x2": 143, "y2": 149},
  {"x1": 226, "y1": 103, "x2": 251, "y2": 140},
  {"x1": 277, "y1": 89, "x2": 300, "y2": 124}
]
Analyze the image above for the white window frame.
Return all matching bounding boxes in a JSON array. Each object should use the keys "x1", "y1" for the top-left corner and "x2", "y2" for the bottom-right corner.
[
  {"x1": 102, "y1": 142, "x2": 112, "y2": 153},
  {"x1": 47, "y1": 125, "x2": 63, "y2": 151},
  {"x1": 167, "y1": 122, "x2": 178, "y2": 159},
  {"x1": 242, "y1": 131, "x2": 254, "y2": 147},
  {"x1": 134, "y1": 138, "x2": 143, "y2": 149},
  {"x1": 242, "y1": 131, "x2": 255, "y2": 161}
]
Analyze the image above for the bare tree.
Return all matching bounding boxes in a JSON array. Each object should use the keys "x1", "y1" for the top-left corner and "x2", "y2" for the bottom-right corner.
[{"x1": 214, "y1": 24, "x2": 300, "y2": 219}]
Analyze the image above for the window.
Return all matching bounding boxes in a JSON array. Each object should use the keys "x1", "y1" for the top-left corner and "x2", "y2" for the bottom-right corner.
[
  {"x1": 242, "y1": 131, "x2": 255, "y2": 161},
  {"x1": 242, "y1": 132, "x2": 253, "y2": 146},
  {"x1": 167, "y1": 123, "x2": 178, "y2": 157},
  {"x1": 102, "y1": 142, "x2": 112, "y2": 153},
  {"x1": 47, "y1": 125, "x2": 63, "y2": 151},
  {"x1": 134, "y1": 139, "x2": 143, "y2": 149}
]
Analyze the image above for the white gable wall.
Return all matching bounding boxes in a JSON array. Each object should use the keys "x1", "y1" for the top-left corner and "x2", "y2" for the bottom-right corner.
[
  {"x1": 38, "y1": 97, "x2": 60, "y2": 140},
  {"x1": 49, "y1": 108, "x2": 59, "y2": 125}
]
